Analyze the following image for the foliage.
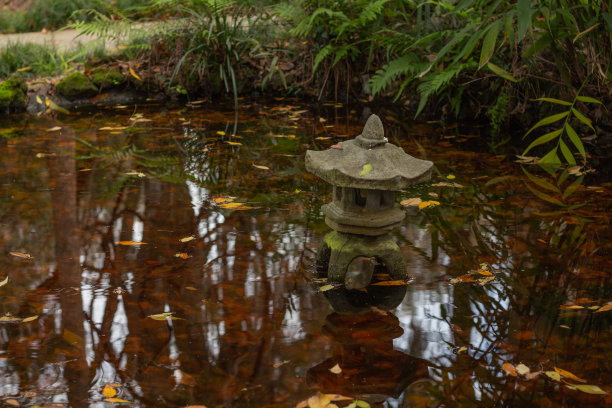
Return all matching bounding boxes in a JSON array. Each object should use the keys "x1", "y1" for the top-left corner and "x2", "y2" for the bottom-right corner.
[{"x1": 0, "y1": 43, "x2": 67, "y2": 79}]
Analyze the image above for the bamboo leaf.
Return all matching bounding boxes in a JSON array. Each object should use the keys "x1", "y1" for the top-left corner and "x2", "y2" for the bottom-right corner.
[
  {"x1": 576, "y1": 96, "x2": 602, "y2": 104},
  {"x1": 525, "y1": 183, "x2": 564, "y2": 206},
  {"x1": 563, "y1": 175, "x2": 584, "y2": 199},
  {"x1": 523, "y1": 129, "x2": 563, "y2": 154},
  {"x1": 571, "y1": 108, "x2": 595, "y2": 131},
  {"x1": 516, "y1": 0, "x2": 534, "y2": 42},
  {"x1": 559, "y1": 140, "x2": 576, "y2": 165},
  {"x1": 479, "y1": 20, "x2": 501, "y2": 69},
  {"x1": 564, "y1": 123, "x2": 586, "y2": 161},
  {"x1": 573, "y1": 23, "x2": 599, "y2": 43},
  {"x1": 524, "y1": 111, "x2": 569, "y2": 138},
  {"x1": 488, "y1": 63, "x2": 517, "y2": 82},
  {"x1": 535, "y1": 97, "x2": 572, "y2": 106},
  {"x1": 538, "y1": 147, "x2": 562, "y2": 166}
]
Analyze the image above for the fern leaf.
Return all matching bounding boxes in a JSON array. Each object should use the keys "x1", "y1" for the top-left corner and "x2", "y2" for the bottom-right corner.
[{"x1": 369, "y1": 54, "x2": 427, "y2": 96}]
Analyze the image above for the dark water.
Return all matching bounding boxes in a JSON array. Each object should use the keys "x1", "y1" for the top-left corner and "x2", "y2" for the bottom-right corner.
[{"x1": 0, "y1": 100, "x2": 610, "y2": 407}]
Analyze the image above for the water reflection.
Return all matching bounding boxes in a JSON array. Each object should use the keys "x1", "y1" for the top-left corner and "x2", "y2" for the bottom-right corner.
[{"x1": 0, "y1": 103, "x2": 610, "y2": 407}]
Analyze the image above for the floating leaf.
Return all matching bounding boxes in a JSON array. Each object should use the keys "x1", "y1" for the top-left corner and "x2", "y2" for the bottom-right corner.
[
  {"x1": 456, "y1": 346, "x2": 468, "y2": 353},
  {"x1": 567, "y1": 384, "x2": 608, "y2": 395},
  {"x1": 477, "y1": 269, "x2": 493, "y2": 276},
  {"x1": 105, "y1": 397, "x2": 130, "y2": 403},
  {"x1": 226, "y1": 141, "x2": 242, "y2": 146},
  {"x1": 545, "y1": 371, "x2": 561, "y2": 381},
  {"x1": 123, "y1": 172, "x2": 146, "y2": 177},
  {"x1": 554, "y1": 366, "x2": 586, "y2": 382},
  {"x1": 503, "y1": 362, "x2": 517, "y2": 377},
  {"x1": 329, "y1": 363, "x2": 342, "y2": 374},
  {"x1": 47, "y1": 126, "x2": 62, "y2": 132},
  {"x1": 0, "y1": 313, "x2": 21, "y2": 322},
  {"x1": 174, "y1": 253, "x2": 189, "y2": 259},
  {"x1": 47, "y1": 98, "x2": 70, "y2": 114},
  {"x1": 219, "y1": 202, "x2": 243, "y2": 209},
  {"x1": 370, "y1": 280, "x2": 408, "y2": 286},
  {"x1": 9, "y1": 251, "x2": 33, "y2": 259},
  {"x1": 21, "y1": 315, "x2": 38, "y2": 323},
  {"x1": 99, "y1": 126, "x2": 128, "y2": 131},
  {"x1": 273, "y1": 360, "x2": 289, "y2": 368},
  {"x1": 35, "y1": 95, "x2": 43, "y2": 104},
  {"x1": 148, "y1": 312, "x2": 183, "y2": 321},
  {"x1": 319, "y1": 284, "x2": 335, "y2": 292},
  {"x1": 180, "y1": 236, "x2": 195, "y2": 243},
  {"x1": 516, "y1": 363, "x2": 530, "y2": 376},
  {"x1": 478, "y1": 276, "x2": 495, "y2": 285},
  {"x1": 252, "y1": 164, "x2": 269, "y2": 170},
  {"x1": 446, "y1": 174, "x2": 456, "y2": 180},
  {"x1": 216, "y1": 131, "x2": 226, "y2": 136},
  {"x1": 400, "y1": 197, "x2": 422, "y2": 206},
  {"x1": 116, "y1": 241, "x2": 147, "y2": 246},
  {"x1": 418, "y1": 200, "x2": 440, "y2": 210},
  {"x1": 0, "y1": 276, "x2": 7, "y2": 287},
  {"x1": 5, "y1": 399, "x2": 19, "y2": 407},
  {"x1": 559, "y1": 304, "x2": 583, "y2": 310},
  {"x1": 102, "y1": 384, "x2": 118, "y2": 398},
  {"x1": 129, "y1": 66, "x2": 142, "y2": 81},
  {"x1": 595, "y1": 303, "x2": 612, "y2": 313},
  {"x1": 214, "y1": 197, "x2": 231, "y2": 204},
  {"x1": 360, "y1": 164, "x2": 373, "y2": 176}
]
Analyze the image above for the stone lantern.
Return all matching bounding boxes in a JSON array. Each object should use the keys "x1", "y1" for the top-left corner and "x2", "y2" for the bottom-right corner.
[{"x1": 305, "y1": 114, "x2": 433, "y2": 287}]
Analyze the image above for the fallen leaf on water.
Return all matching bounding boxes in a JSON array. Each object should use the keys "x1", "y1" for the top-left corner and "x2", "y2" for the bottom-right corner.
[
  {"x1": 273, "y1": 360, "x2": 289, "y2": 368},
  {"x1": 123, "y1": 172, "x2": 146, "y2": 177},
  {"x1": 418, "y1": 200, "x2": 440, "y2": 210},
  {"x1": 545, "y1": 371, "x2": 561, "y2": 381},
  {"x1": 174, "y1": 253, "x2": 189, "y2": 259},
  {"x1": 432, "y1": 182, "x2": 464, "y2": 188},
  {"x1": 226, "y1": 141, "x2": 242, "y2": 146},
  {"x1": 454, "y1": 274, "x2": 476, "y2": 283},
  {"x1": 566, "y1": 384, "x2": 608, "y2": 395},
  {"x1": 560, "y1": 305, "x2": 584, "y2": 310},
  {"x1": 360, "y1": 163, "x2": 373, "y2": 176},
  {"x1": 216, "y1": 130, "x2": 226, "y2": 136},
  {"x1": 47, "y1": 126, "x2": 62, "y2": 132},
  {"x1": 21, "y1": 315, "x2": 38, "y2": 323},
  {"x1": 116, "y1": 241, "x2": 147, "y2": 245},
  {"x1": 319, "y1": 284, "x2": 335, "y2": 292},
  {"x1": 10, "y1": 251, "x2": 33, "y2": 259},
  {"x1": 47, "y1": 98, "x2": 70, "y2": 114},
  {"x1": 220, "y1": 202, "x2": 243, "y2": 209},
  {"x1": 329, "y1": 363, "x2": 342, "y2": 374},
  {"x1": 400, "y1": 197, "x2": 422, "y2": 206},
  {"x1": 516, "y1": 363, "x2": 530, "y2": 376},
  {"x1": 0, "y1": 313, "x2": 22, "y2": 322},
  {"x1": 447, "y1": 174, "x2": 456, "y2": 180},
  {"x1": 36, "y1": 95, "x2": 43, "y2": 104},
  {"x1": 184, "y1": 406, "x2": 208, "y2": 408},
  {"x1": 99, "y1": 126, "x2": 128, "y2": 131},
  {"x1": 594, "y1": 303, "x2": 612, "y2": 313},
  {"x1": 478, "y1": 276, "x2": 495, "y2": 285},
  {"x1": 235, "y1": 206, "x2": 254, "y2": 210},
  {"x1": 105, "y1": 397, "x2": 130, "y2": 403},
  {"x1": 559, "y1": 325, "x2": 570, "y2": 329},
  {"x1": 180, "y1": 236, "x2": 195, "y2": 242},
  {"x1": 456, "y1": 346, "x2": 468, "y2": 353},
  {"x1": 503, "y1": 362, "x2": 517, "y2": 376},
  {"x1": 0, "y1": 276, "x2": 7, "y2": 287},
  {"x1": 429, "y1": 192, "x2": 439, "y2": 198},
  {"x1": 5, "y1": 399, "x2": 19, "y2": 407},
  {"x1": 148, "y1": 312, "x2": 183, "y2": 321},
  {"x1": 554, "y1": 366, "x2": 586, "y2": 382},
  {"x1": 515, "y1": 155, "x2": 538, "y2": 164},
  {"x1": 477, "y1": 269, "x2": 493, "y2": 276},
  {"x1": 129, "y1": 66, "x2": 142, "y2": 81},
  {"x1": 102, "y1": 384, "x2": 117, "y2": 398},
  {"x1": 252, "y1": 164, "x2": 269, "y2": 170},
  {"x1": 370, "y1": 280, "x2": 408, "y2": 286},
  {"x1": 331, "y1": 144, "x2": 343, "y2": 150}
]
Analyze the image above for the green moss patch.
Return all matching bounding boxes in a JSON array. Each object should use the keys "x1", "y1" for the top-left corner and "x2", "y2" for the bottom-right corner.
[
  {"x1": 0, "y1": 75, "x2": 27, "y2": 110},
  {"x1": 56, "y1": 72, "x2": 97, "y2": 98},
  {"x1": 91, "y1": 68, "x2": 125, "y2": 90}
]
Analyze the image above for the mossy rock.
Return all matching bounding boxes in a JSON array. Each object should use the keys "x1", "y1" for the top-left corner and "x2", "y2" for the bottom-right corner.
[
  {"x1": 0, "y1": 75, "x2": 27, "y2": 111},
  {"x1": 56, "y1": 72, "x2": 97, "y2": 98},
  {"x1": 91, "y1": 68, "x2": 125, "y2": 90}
]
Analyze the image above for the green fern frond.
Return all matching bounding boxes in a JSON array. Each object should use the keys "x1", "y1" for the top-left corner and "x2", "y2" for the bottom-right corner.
[
  {"x1": 313, "y1": 44, "x2": 334, "y2": 72},
  {"x1": 369, "y1": 53, "x2": 427, "y2": 96},
  {"x1": 415, "y1": 62, "x2": 474, "y2": 116}
]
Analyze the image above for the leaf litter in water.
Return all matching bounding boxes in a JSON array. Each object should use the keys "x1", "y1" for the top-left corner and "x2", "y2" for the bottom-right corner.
[
  {"x1": 370, "y1": 280, "x2": 409, "y2": 286},
  {"x1": 554, "y1": 366, "x2": 586, "y2": 382},
  {"x1": 116, "y1": 241, "x2": 147, "y2": 246},
  {"x1": 329, "y1": 363, "x2": 342, "y2": 374},
  {"x1": 9, "y1": 251, "x2": 33, "y2": 259},
  {"x1": 565, "y1": 384, "x2": 608, "y2": 395},
  {"x1": 418, "y1": 200, "x2": 440, "y2": 210},
  {"x1": 400, "y1": 197, "x2": 422, "y2": 207},
  {"x1": 180, "y1": 236, "x2": 195, "y2": 243},
  {"x1": 148, "y1": 312, "x2": 184, "y2": 321},
  {"x1": 502, "y1": 362, "x2": 517, "y2": 377},
  {"x1": 0, "y1": 276, "x2": 8, "y2": 287}
]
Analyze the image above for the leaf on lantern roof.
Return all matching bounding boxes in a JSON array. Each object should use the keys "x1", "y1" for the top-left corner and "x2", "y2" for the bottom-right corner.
[{"x1": 360, "y1": 163, "x2": 373, "y2": 176}]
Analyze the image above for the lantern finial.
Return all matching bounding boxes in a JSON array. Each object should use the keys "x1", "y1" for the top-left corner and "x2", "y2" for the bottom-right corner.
[{"x1": 355, "y1": 114, "x2": 387, "y2": 148}]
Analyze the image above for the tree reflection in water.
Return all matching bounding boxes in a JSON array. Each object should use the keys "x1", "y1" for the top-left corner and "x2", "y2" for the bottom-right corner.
[{"x1": 0, "y1": 106, "x2": 609, "y2": 407}]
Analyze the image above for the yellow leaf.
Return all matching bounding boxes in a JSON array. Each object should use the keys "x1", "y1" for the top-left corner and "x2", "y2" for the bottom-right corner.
[
  {"x1": 594, "y1": 303, "x2": 612, "y2": 313},
  {"x1": 21, "y1": 315, "x2": 38, "y2": 323},
  {"x1": 478, "y1": 276, "x2": 495, "y2": 285},
  {"x1": 554, "y1": 366, "x2": 586, "y2": 382},
  {"x1": 0, "y1": 276, "x2": 7, "y2": 287},
  {"x1": 46, "y1": 126, "x2": 61, "y2": 132},
  {"x1": 273, "y1": 360, "x2": 289, "y2": 368},
  {"x1": 35, "y1": 95, "x2": 43, "y2": 104},
  {"x1": 216, "y1": 131, "x2": 226, "y2": 136},
  {"x1": 326, "y1": 395, "x2": 353, "y2": 402},
  {"x1": 129, "y1": 66, "x2": 142, "y2": 81},
  {"x1": 9, "y1": 251, "x2": 33, "y2": 259},
  {"x1": 545, "y1": 371, "x2": 561, "y2": 381},
  {"x1": 418, "y1": 200, "x2": 440, "y2": 210},
  {"x1": 148, "y1": 312, "x2": 183, "y2": 321},
  {"x1": 516, "y1": 363, "x2": 530, "y2": 376},
  {"x1": 104, "y1": 397, "x2": 130, "y2": 403},
  {"x1": 47, "y1": 98, "x2": 70, "y2": 114},
  {"x1": 503, "y1": 362, "x2": 517, "y2": 377},
  {"x1": 457, "y1": 346, "x2": 468, "y2": 353},
  {"x1": 116, "y1": 241, "x2": 147, "y2": 245},
  {"x1": 329, "y1": 363, "x2": 342, "y2": 374},
  {"x1": 220, "y1": 202, "x2": 243, "y2": 209},
  {"x1": 174, "y1": 253, "x2": 189, "y2": 259},
  {"x1": 0, "y1": 314, "x2": 21, "y2": 322},
  {"x1": 180, "y1": 236, "x2": 195, "y2": 242},
  {"x1": 319, "y1": 284, "x2": 335, "y2": 292},
  {"x1": 568, "y1": 384, "x2": 608, "y2": 395},
  {"x1": 560, "y1": 305, "x2": 584, "y2": 310},
  {"x1": 400, "y1": 197, "x2": 422, "y2": 207},
  {"x1": 477, "y1": 269, "x2": 493, "y2": 276},
  {"x1": 360, "y1": 163, "x2": 373, "y2": 176},
  {"x1": 5, "y1": 399, "x2": 19, "y2": 407},
  {"x1": 17, "y1": 66, "x2": 31, "y2": 72},
  {"x1": 447, "y1": 174, "x2": 456, "y2": 180},
  {"x1": 370, "y1": 280, "x2": 408, "y2": 286},
  {"x1": 252, "y1": 164, "x2": 270, "y2": 170},
  {"x1": 99, "y1": 126, "x2": 128, "y2": 131},
  {"x1": 102, "y1": 384, "x2": 117, "y2": 398},
  {"x1": 226, "y1": 141, "x2": 242, "y2": 146}
]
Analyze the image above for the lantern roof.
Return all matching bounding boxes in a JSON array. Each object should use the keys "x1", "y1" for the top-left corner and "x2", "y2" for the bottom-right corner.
[{"x1": 305, "y1": 114, "x2": 433, "y2": 190}]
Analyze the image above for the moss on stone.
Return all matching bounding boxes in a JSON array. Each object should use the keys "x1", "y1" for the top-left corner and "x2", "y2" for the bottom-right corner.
[
  {"x1": 91, "y1": 68, "x2": 125, "y2": 90},
  {"x1": 0, "y1": 75, "x2": 27, "y2": 110},
  {"x1": 56, "y1": 72, "x2": 97, "y2": 98}
]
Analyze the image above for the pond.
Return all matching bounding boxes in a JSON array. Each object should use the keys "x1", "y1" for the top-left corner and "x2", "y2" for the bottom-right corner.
[{"x1": 0, "y1": 99, "x2": 610, "y2": 407}]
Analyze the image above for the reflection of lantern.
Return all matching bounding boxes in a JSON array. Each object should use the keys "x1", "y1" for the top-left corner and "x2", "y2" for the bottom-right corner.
[
  {"x1": 306, "y1": 115, "x2": 433, "y2": 286},
  {"x1": 306, "y1": 310, "x2": 430, "y2": 402}
]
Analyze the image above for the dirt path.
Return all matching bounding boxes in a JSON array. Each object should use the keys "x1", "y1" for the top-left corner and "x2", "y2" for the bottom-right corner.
[{"x1": 0, "y1": 29, "x2": 105, "y2": 51}]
